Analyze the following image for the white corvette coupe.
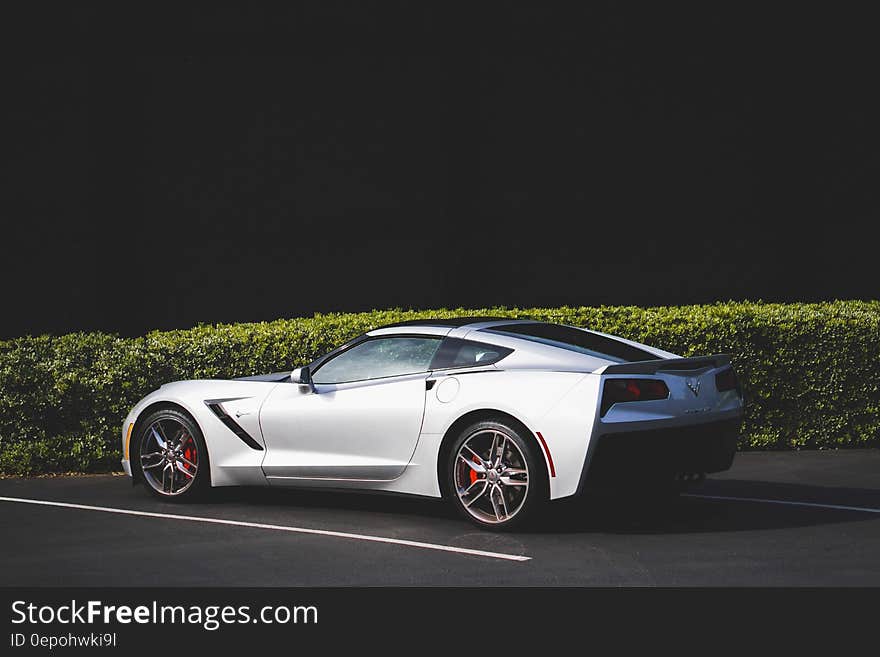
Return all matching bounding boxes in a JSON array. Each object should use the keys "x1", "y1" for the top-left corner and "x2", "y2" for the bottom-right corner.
[{"x1": 121, "y1": 318, "x2": 744, "y2": 529}]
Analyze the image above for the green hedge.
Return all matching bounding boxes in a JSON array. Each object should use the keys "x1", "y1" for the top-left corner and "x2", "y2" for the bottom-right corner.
[{"x1": 1, "y1": 301, "x2": 878, "y2": 475}]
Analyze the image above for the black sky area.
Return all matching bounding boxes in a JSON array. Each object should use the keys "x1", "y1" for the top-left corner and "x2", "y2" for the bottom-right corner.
[{"x1": 3, "y1": 4, "x2": 878, "y2": 339}]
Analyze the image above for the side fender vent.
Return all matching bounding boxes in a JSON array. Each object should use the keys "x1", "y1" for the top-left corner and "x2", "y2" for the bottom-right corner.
[{"x1": 205, "y1": 402, "x2": 264, "y2": 451}]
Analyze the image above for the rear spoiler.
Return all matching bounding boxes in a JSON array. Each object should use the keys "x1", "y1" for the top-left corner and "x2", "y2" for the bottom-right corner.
[{"x1": 600, "y1": 354, "x2": 731, "y2": 375}]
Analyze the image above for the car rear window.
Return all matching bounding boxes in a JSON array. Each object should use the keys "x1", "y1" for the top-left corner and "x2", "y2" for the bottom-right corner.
[{"x1": 482, "y1": 323, "x2": 656, "y2": 363}]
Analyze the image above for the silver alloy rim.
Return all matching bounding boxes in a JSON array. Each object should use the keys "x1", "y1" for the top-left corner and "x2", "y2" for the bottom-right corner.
[
  {"x1": 454, "y1": 428, "x2": 529, "y2": 524},
  {"x1": 139, "y1": 418, "x2": 199, "y2": 496}
]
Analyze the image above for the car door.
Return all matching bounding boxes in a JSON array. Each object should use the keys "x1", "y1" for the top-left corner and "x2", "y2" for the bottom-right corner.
[{"x1": 259, "y1": 335, "x2": 442, "y2": 482}]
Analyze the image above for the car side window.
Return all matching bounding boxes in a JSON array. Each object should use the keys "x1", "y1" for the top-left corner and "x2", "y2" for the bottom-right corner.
[
  {"x1": 430, "y1": 338, "x2": 513, "y2": 370},
  {"x1": 311, "y1": 336, "x2": 442, "y2": 384},
  {"x1": 450, "y1": 343, "x2": 504, "y2": 367}
]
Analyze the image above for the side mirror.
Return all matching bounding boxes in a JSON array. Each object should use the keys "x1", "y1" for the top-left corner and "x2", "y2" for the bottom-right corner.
[{"x1": 290, "y1": 366, "x2": 314, "y2": 392}]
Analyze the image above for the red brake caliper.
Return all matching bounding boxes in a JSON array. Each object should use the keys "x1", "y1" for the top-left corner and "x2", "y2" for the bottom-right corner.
[
  {"x1": 469, "y1": 457, "x2": 479, "y2": 485},
  {"x1": 182, "y1": 435, "x2": 195, "y2": 473}
]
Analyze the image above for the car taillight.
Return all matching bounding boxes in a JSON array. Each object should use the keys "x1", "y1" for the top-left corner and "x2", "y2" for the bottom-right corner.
[
  {"x1": 600, "y1": 378, "x2": 669, "y2": 417},
  {"x1": 715, "y1": 367, "x2": 741, "y2": 396}
]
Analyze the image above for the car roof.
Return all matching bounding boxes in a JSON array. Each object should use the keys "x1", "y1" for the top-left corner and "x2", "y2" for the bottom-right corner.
[
  {"x1": 369, "y1": 317, "x2": 670, "y2": 368},
  {"x1": 377, "y1": 316, "x2": 529, "y2": 329}
]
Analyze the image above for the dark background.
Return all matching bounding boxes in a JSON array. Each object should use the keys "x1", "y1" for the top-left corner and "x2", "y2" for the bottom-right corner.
[{"x1": 3, "y1": 4, "x2": 877, "y2": 339}]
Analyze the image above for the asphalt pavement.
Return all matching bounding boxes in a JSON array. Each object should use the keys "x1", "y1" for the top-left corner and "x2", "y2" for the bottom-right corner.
[{"x1": 1, "y1": 450, "x2": 879, "y2": 586}]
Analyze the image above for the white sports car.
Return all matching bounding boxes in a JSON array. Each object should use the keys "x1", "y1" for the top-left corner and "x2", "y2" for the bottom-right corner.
[{"x1": 121, "y1": 318, "x2": 744, "y2": 529}]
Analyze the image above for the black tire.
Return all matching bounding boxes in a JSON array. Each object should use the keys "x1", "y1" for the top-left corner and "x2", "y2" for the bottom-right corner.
[
  {"x1": 133, "y1": 406, "x2": 211, "y2": 501},
  {"x1": 446, "y1": 418, "x2": 548, "y2": 531}
]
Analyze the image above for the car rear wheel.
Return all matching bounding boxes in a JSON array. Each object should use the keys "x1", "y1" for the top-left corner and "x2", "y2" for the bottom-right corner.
[
  {"x1": 447, "y1": 419, "x2": 547, "y2": 531},
  {"x1": 135, "y1": 408, "x2": 210, "y2": 501}
]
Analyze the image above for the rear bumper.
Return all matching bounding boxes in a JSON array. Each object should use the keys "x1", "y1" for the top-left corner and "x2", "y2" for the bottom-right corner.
[{"x1": 582, "y1": 416, "x2": 741, "y2": 488}]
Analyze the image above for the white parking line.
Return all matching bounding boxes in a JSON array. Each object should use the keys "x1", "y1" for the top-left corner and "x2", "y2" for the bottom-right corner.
[
  {"x1": 684, "y1": 493, "x2": 880, "y2": 514},
  {"x1": 0, "y1": 496, "x2": 531, "y2": 562}
]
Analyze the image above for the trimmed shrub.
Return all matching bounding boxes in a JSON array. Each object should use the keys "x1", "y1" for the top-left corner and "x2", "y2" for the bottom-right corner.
[{"x1": 1, "y1": 301, "x2": 878, "y2": 475}]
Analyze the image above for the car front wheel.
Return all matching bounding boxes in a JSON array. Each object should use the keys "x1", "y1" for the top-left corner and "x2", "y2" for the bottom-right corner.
[{"x1": 134, "y1": 407, "x2": 210, "y2": 501}]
